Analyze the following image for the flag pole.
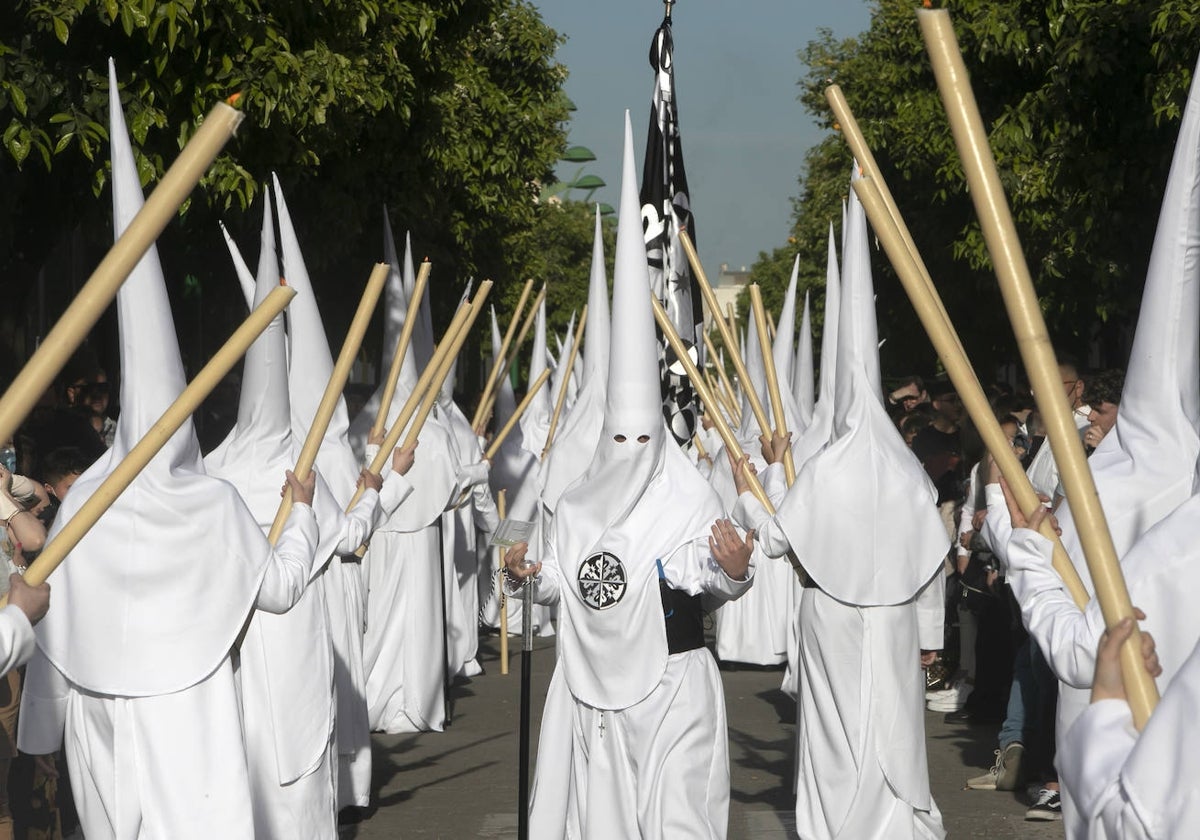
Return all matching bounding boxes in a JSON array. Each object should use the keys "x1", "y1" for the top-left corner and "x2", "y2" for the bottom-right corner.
[
  {"x1": 1, "y1": 286, "x2": 295, "y2": 605},
  {"x1": 826, "y1": 88, "x2": 1088, "y2": 609},
  {"x1": 918, "y1": 7, "x2": 1156, "y2": 727}
]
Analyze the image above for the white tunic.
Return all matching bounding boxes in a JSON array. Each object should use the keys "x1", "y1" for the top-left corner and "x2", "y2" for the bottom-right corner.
[
  {"x1": 521, "y1": 536, "x2": 751, "y2": 840},
  {"x1": 0, "y1": 603, "x2": 34, "y2": 675},
  {"x1": 734, "y1": 493, "x2": 946, "y2": 840},
  {"x1": 18, "y1": 507, "x2": 320, "y2": 840}
]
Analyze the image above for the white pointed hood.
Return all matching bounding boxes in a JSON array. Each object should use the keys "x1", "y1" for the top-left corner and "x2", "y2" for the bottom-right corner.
[
  {"x1": 204, "y1": 192, "x2": 294, "y2": 516},
  {"x1": 794, "y1": 289, "x2": 816, "y2": 427},
  {"x1": 540, "y1": 216, "x2": 612, "y2": 511},
  {"x1": 774, "y1": 173, "x2": 945, "y2": 605},
  {"x1": 1056, "y1": 56, "x2": 1200, "y2": 579},
  {"x1": 518, "y1": 297, "x2": 553, "y2": 458},
  {"x1": 772, "y1": 255, "x2": 808, "y2": 438},
  {"x1": 438, "y1": 280, "x2": 486, "y2": 472},
  {"x1": 792, "y1": 223, "x2": 841, "y2": 468},
  {"x1": 347, "y1": 209, "x2": 417, "y2": 459},
  {"x1": 221, "y1": 221, "x2": 258, "y2": 309},
  {"x1": 734, "y1": 304, "x2": 769, "y2": 444},
  {"x1": 583, "y1": 207, "x2": 611, "y2": 385},
  {"x1": 551, "y1": 111, "x2": 723, "y2": 710},
  {"x1": 34, "y1": 61, "x2": 269, "y2": 695},
  {"x1": 272, "y1": 174, "x2": 361, "y2": 507},
  {"x1": 489, "y1": 307, "x2": 537, "y2": 504}
]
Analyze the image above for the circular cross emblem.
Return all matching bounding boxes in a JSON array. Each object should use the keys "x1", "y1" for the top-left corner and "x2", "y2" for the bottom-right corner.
[{"x1": 577, "y1": 552, "x2": 627, "y2": 611}]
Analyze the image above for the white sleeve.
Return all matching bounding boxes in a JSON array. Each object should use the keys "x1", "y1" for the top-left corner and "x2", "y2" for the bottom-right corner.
[
  {"x1": 731, "y1": 491, "x2": 793, "y2": 559},
  {"x1": 0, "y1": 604, "x2": 35, "y2": 674},
  {"x1": 471, "y1": 483, "x2": 500, "y2": 537},
  {"x1": 337, "y1": 475, "x2": 415, "y2": 555},
  {"x1": 456, "y1": 461, "x2": 490, "y2": 492},
  {"x1": 957, "y1": 465, "x2": 979, "y2": 564},
  {"x1": 916, "y1": 568, "x2": 945, "y2": 651},
  {"x1": 505, "y1": 518, "x2": 561, "y2": 606},
  {"x1": 255, "y1": 504, "x2": 321, "y2": 614},
  {"x1": 657, "y1": 536, "x2": 755, "y2": 604},
  {"x1": 16, "y1": 645, "x2": 70, "y2": 754},
  {"x1": 981, "y1": 482, "x2": 1013, "y2": 567},
  {"x1": 1005, "y1": 527, "x2": 1100, "y2": 688},
  {"x1": 759, "y1": 463, "x2": 789, "y2": 506},
  {"x1": 1059, "y1": 700, "x2": 1149, "y2": 839}
]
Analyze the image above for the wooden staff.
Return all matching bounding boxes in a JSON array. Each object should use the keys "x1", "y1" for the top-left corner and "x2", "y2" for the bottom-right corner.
[
  {"x1": 472, "y1": 278, "x2": 534, "y2": 430},
  {"x1": 680, "y1": 232, "x2": 771, "y2": 439},
  {"x1": 849, "y1": 178, "x2": 1089, "y2": 609},
  {"x1": 823, "y1": 80, "x2": 1089, "y2": 604},
  {"x1": 2, "y1": 285, "x2": 295, "y2": 603},
  {"x1": 701, "y1": 369, "x2": 733, "y2": 424},
  {"x1": 750, "y1": 285, "x2": 797, "y2": 485},
  {"x1": 0, "y1": 101, "x2": 244, "y2": 448},
  {"x1": 765, "y1": 308, "x2": 777, "y2": 343},
  {"x1": 702, "y1": 332, "x2": 742, "y2": 424},
  {"x1": 693, "y1": 431, "x2": 711, "y2": 462},
  {"x1": 484, "y1": 368, "x2": 552, "y2": 461},
  {"x1": 496, "y1": 489, "x2": 509, "y2": 675},
  {"x1": 475, "y1": 284, "x2": 546, "y2": 434},
  {"x1": 541, "y1": 306, "x2": 588, "y2": 458},
  {"x1": 725, "y1": 302, "x2": 738, "y2": 340},
  {"x1": 825, "y1": 84, "x2": 966, "y2": 358},
  {"x1": 268, "y1": 264, "x2": 388, "y2": 544},
  {"x1": 918, "y1": 7, "x2": 1156, "y2": 727},
  {"x1": 370, "y1": 260, "x2": 432, "y2": 439},
  {"x1": 350, "y1": 282, "x2": 492, "y2": 555},
  {"x1": 345, "y1": 303, "x2": 473, "y2": 515}
]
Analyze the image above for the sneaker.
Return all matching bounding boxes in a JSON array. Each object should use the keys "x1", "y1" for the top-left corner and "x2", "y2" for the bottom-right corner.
[
  {"x1": 965, "y1": 742, "x2": 1022, "y2": 790},
  {"x1": 1025, "y1": 789, "x2": 1062, "y2": 821},
  {"x1": 926, "y1": 681, "x2": 971, "y2": 712}
]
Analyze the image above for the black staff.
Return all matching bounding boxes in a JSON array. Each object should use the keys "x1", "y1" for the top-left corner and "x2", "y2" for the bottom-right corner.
[{"x1": 518, "y1": 562, "x2": 535, "y2": 840}]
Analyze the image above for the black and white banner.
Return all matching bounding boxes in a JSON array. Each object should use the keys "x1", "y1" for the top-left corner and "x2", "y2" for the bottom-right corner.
[{"x1": 641, "y1": 16, "x2": 703, "y2": 446}]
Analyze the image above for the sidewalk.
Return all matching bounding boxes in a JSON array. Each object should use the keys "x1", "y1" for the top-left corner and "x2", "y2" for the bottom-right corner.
[{"x1": 344, "y1": 634, "x2": 1063, "y2": 838}]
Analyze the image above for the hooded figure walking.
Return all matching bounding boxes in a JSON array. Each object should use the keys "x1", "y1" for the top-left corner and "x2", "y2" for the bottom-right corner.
[{"x1": 503, "y1": 113, "x2": 754, "y2": 840}]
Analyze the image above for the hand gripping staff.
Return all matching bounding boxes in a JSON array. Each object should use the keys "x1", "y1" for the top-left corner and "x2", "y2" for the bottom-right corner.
[
  {"x1": 268, "y1": 264, "x2": 388, "y2": 544},
  {"x1": 919, "y1": 7, "x2": 1157, "y2": 728}
]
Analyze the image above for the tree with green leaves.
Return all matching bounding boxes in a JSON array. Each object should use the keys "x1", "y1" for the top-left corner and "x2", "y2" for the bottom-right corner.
[
  {"x1": 750, "y1": 0, "x2": 1197, "y2": 380},
  {"x1": 0, "y1": 0, "x2": 570, "y2": 390}
]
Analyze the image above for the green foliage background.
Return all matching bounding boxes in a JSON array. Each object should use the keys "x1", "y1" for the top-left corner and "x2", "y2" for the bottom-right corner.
[
  {"x1": 0, "y1": 0, "x2": 576, "y2": 396},
  {"x1": 748, "y1": 0, "x2": 1198, "y2": 381}
]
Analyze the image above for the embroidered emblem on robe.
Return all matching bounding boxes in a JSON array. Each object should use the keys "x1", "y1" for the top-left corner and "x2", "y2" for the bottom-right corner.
[{"x1": 577, "y1": 552, "x2": 627, "y2": 610}]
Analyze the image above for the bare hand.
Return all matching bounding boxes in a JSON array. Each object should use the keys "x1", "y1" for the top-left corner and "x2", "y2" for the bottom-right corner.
[
  {"x1": 367, "y1": 426, "x2": 384, "y2": 447},
  {"x1": 1091, "y1": 608, "x2": 1162, "y2": 703},
  {"x1": 920, "y1": 650, "x2": 939, "y2": 669},
  {"x1": 358, "y1": 468, "x2": 383, "y2": 494},
  {"x1": 393, "y1": 441, "x2": 417, "y2": 476},
  {"x1": 709, "y1": 518, "x2": 753, "y2": 581},
  {"x1": 283, "y1": 469, "x2": 317, "y2": 507},
  {"x1": 8, "y1": 573, "x2": 50, "y2": 625},
  {"x1": 31, "y1": 753, "x2": 58, "y2": 780},
  {"x1": 1000, "y1": 477, "x2": 1058, "y2": 535},
  {"x1": 1083, "y1": 424, "x2": 1107, "y2": 450},
  {"x1": 758, "y1": 431, "x2": 791, "y2": 465},
  {"x1": 727, "y1": 449, "x2": 756, "y2": 497},
  {"x1": 700, "y1": 414, "x2": 715, "y2": 431},
  {"x1": 0, "y1": 465, "x2": 12, "y2": 495},
  {"x1": 503, "y1": 542, "x2": 540, "y2": 581}
]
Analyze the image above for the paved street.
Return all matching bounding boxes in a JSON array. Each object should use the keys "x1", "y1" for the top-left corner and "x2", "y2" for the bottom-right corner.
[{"x1": 343, "y1": 633, "x2": 1064, "y2": 839}]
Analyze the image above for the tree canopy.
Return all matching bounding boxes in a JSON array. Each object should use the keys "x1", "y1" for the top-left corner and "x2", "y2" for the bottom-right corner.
[
  {"x1": 0, "y1": 0, "x2": 571, "y2": 386},
  {"x1": 749, "y1": 0, "x2": 1198, "y2": 380}
]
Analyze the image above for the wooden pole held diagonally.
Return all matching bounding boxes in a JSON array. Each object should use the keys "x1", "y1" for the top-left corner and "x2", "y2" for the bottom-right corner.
[
  {"x1": 268, "y1": 264, "x2": 388, "y2": 544},
  {"x1": 749, "y1": 284, "x2": 796, "y2": 485},
  {"x1": 918, "y1": 7, "x2": 1156, "y2": 727},
  {"x1": 3, "y1": 285, "x2": 295, "y2": 604},
  {"x1": 371, "y1": 260, "x2": 432, "y2": 440},
  {"x1": 541, "y1": 307, "x2": 588, "y2": 458},
  {"x1": 0, "y1": 101, "x2": 244, "y2": 448}
]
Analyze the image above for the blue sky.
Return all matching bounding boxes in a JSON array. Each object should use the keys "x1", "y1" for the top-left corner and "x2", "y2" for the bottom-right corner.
[{"x1": 532, "y1": 0, "x2": 872, "y2": 277}]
